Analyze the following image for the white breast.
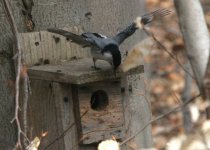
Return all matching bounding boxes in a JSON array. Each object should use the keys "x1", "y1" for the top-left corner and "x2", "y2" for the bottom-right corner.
[{"x1": 91, "y1": 49, "x2": 113, "y2": 64}]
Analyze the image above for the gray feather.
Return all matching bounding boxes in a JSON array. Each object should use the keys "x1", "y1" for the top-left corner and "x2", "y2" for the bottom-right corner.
[{"x1": 47, "y1": 28, "x2": 91, "y2": 47}]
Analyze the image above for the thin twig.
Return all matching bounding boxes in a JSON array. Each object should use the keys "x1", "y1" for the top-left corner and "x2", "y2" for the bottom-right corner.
[
  {"x1": 2, "y1": 0, "x2": 23, "y2": 148},
  {"x1": 21, "y1": 130, "x2": 30, "y2": 143},
  {"x1": 21, "y1": 62, "x2": 31, "y2": 147},
  {"x1": 23, "y1": 65, "x2": 30, "y2": 147},
  {"x1": 143, "y1": 27, "x2": 195, "y2": 79},
  {"x1": 43, "y1": 110, "x2": 88, "y2": 150},
  {"x1": 172, "y1": 91, "x2": 182, "y2": 104},
  {"x1": 120, "y1": 93, "x2": 201, "y2": 146}
]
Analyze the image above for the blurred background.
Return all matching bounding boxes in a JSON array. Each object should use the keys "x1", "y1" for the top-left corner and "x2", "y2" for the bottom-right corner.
[{"x1": 145, "y1": 0, "x2": 210, "y2": 149}]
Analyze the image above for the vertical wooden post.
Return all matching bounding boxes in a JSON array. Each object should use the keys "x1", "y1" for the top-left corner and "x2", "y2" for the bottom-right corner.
[
  {"x1": 71, "y1": 85, "x2": 83, "y2": 143},
  {"x1": 53, "y1": 83, "x2": 79, "y2": 150},
  {"x1": 26, "y1": 80, "x2": 80, "y2": 150},
  {"x1": 121, "y1": 72, "x2": 153, "y2": 149}
]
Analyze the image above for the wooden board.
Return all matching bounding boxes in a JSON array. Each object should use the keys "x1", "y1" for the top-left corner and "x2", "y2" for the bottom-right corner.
[
  {"x1": 78, "y1": 81, "x2": 124, "y2": 144},
  {"x1": 28, "y1": 58, "x2": 144, "y2": 85},
  {"x1": 25, "y1": 80, "x2": 79, "y2": 150},
  {"x1": 19, "y1": 27, "x2": 91, "y2": 66},
  {"x1": 25, "y1": 80, "x2": 62, "y2": 150}
]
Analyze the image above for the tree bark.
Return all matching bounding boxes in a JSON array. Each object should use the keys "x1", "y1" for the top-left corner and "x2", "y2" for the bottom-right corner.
[
  {"x1": 0, "y1": 0, "x2": 26, "y2": 149},
  {"x1": 1, "y1": 0, "x2": 153, "y2": 149},
  {"x1": 181, "y1": 62, "x2": 193, "y2": 133},
  {"x1": 174, "y1": 0, "x2": 210, "y2": 94}
]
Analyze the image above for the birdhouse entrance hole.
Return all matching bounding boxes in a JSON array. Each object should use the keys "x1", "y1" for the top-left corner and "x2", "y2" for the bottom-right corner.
[{"x1": 90, "y1": 90, "x2": 109, "y2": 110}]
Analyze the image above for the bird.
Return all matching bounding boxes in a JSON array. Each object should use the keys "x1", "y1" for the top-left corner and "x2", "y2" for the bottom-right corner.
[
  {"x1": 47, "y1": 9, "x2": 170, "y2": 72},
  {"x1": 120, "y1": 37, "x2": 154, "y2": 73}
]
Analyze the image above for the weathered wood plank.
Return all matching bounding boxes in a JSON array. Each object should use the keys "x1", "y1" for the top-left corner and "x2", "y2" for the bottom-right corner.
[
  {"x1": 26, "y1": 80, "x2": 79, "y2": 149},
  {"x1": 28, "y1": 58, "x2": 144, "y2": 85},
  {"x1": 19, "y1": 27, "x2": 91, "y2": 66},
  {"x1": 39, "y1": 31, "x2": 45, "y2": 62},
  {"x1": 29, "y1": 33, "x2": 38, "y2": 65},
  {"x1": 59, "y1": 31, "x2": 67, "y2": 61},
  {"x1": 79, "y1": 81, "x2": 124, "y2": 144},
  {"x1": 27, "y1": 80, "x2": 62, "y2": 150},
  {"x1": 34, "y1": 32, "x2": 42, "y2": 64},
  {"x1": 21, "y1": 34, "x2": 31, "y2": 64},
  {"x1": 121, "y1": 72, "x2": 153, "y2": 149},
  {"x1": 72, "y1": 85, "x2": 83, "y2": 144},
  {"x1": 47, "y1": 31, "x2": 53, "y2": 63},
  {"x1": 53, "y1": 83, "x2": 79, "y2": 150}
]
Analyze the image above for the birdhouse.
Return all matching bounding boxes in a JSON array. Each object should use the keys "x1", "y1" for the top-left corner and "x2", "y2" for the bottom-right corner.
[{"x1": 19, "y1": 28, "x2": 144, "y2": 150}]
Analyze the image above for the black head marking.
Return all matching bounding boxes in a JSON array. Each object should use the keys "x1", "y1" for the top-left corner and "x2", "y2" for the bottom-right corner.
[{"x1": 103, "y1": 44, "x2": 121, "y2": 68}]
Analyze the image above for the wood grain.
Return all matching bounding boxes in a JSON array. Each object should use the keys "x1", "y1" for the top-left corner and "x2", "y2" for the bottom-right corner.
[
  {"x1": 78, "y1": 81, "x2": 124, "y2": 144},
  {"x1": 26, "y1": 80, "x2": 79, "y2": 149},
  {"x1": 27, "y1": 80, "x2": 61, "y2": 150},
  {"x1": 28, "y1": 58, "x2": 144, "y2": 85},
  {"x1": 19, "y1": 27, "x2": 91, "y2": 66}
]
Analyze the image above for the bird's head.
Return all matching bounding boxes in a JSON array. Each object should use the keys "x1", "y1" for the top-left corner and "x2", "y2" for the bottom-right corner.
[{"x1": 102, "y1": 44, "x2": 121, "y2": 69}]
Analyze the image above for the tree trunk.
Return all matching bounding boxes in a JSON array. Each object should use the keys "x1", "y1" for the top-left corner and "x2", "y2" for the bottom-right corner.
[
  {"x1": 0, "y1": 0, "x2": 26, "y2": 149},
  {"x1": 0, "y1": 0, "x2": 153, "y2": 149},
  {"x1": 181, "y1": 62, "x2": 193, "y2": 133},
  {"x1": 174, "y1": 0, "x2": 210, "y2": 94}
]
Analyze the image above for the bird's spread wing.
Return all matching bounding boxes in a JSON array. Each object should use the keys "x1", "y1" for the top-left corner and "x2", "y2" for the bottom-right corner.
[
  {"x1": 92, "y1": 33, "x2": 108, "y2": 39},
  {"x1": 112, "y1": 23, "x2": 137, "y2": 45},
  {"x1": 82, "y1": 32, "x2": 111, "y2": 50},
  {"x1": 47, "y1": 28, "x2": 92, "y2": 47},
  {"x1": 141, "y1": 8, "x2": 171, "y2": 25},
  {"x1": 112, "y1": 8, "x2": 171, "y2": 45}
]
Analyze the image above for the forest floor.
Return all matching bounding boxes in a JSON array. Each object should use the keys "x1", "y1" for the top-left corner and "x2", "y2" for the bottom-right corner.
[{"x1": 145, "y1": 0, "x2": 210, "y2": 149}]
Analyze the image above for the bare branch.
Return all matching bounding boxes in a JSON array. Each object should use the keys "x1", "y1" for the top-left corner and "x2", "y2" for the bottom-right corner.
[
  {"x1": 120, "y1": 94, "x2": 201, "y2": 146},
  {"x1": 2, "y1": 0, "x2": 24, "y2": 148},
  {"x1": 143, "y1": 27, "x2": 195, "y2": 79},
  {"x1": 22, "y1": 64, "x2": 30, "y2": 147}
]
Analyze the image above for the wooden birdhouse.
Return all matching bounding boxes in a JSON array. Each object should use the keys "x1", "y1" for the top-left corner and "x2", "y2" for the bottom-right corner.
[{"x1": 19, "y1": 27, "x2": 145, "y2": 150}]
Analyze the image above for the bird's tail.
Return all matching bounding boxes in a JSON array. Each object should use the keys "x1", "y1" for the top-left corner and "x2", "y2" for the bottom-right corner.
[
  {"x1": 135, "y1": 8, "x2": 171, "y2": 29},
  {"x1": 47, "y1": 28, "x2": 72, "y2": 37},
  {"x1": 47, "y1": 28, "x2": 91, "y2": 47}
]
